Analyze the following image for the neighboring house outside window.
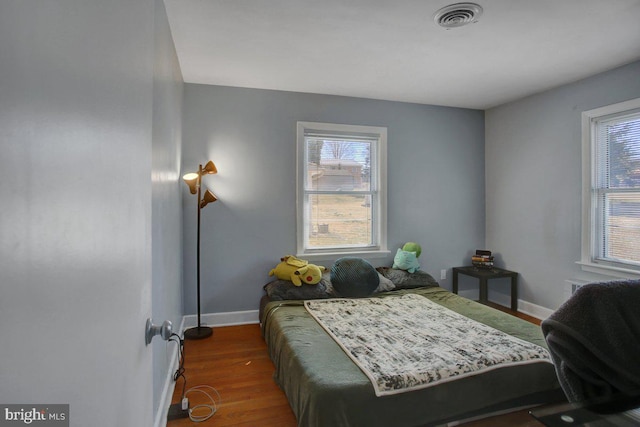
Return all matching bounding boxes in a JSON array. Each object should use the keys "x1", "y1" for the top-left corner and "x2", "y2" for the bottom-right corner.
[
  {"x1": 581, "y1": 98, "x2": 640, "y2": 276},
  {"x1": 296, "y1": 121, "x2": 388, "y2": 259}
]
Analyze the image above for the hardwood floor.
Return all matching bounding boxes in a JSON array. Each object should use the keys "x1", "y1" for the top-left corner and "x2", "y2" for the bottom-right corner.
[
  {"x1": 165, "y1": 324, "x2": 296, "y2": 427},
  {"x1": 165, "y1": 304, "x2": 545, "y2": 427}
]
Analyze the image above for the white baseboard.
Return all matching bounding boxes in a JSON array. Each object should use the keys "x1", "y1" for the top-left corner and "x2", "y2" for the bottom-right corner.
[
  {"x1": 183, "y1": 309, "x2": 260, "y2": 329},
  {"x1": 488, "y1": 292, "x2": 554, "y2": 320},
  {"x1": 153, "y1": 316, "x2": 185, "y2": 427},
  {"x1": 457, "y1": 290, "x2": 553, "y2": 320},
  {"x1": 517, "y1": 299, "x2": 553, "y2": 320}
]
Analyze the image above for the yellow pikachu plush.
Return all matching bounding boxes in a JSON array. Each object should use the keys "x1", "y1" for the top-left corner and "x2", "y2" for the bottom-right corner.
[
  {"x1": 269, "y1": 255, "x2": 326, "y2": 286},
  {"x1": 292, "y1": 264, "x2": 326, "y2": 286}
]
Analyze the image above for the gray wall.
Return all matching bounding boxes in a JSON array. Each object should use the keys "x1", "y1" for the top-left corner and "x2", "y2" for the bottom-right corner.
[
  {"x1": 182, "y1": 84, "x2": 485, "y2": 314},
  {"x1": 0, "y1": 1, "x2": 182, "y2": 426},
  {"x1": 151, "y1": 0, "x2": 184, "y2": 419},
  {"x1": 485, "y1": 60, "x2": 640, "y2": 310}
]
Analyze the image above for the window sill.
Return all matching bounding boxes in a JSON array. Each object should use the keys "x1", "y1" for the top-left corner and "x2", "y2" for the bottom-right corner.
[
  {"x1": 297, "y1": 249, "x2": 391, "y2": 262},
  {"x1": 576, "y1": 261, "x2": 640, "y2": 279}
]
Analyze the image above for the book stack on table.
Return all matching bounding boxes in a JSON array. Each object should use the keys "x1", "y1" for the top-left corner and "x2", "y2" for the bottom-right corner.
[{"x1": 471, "y1": 250, "x2": 494, "y2": 269}]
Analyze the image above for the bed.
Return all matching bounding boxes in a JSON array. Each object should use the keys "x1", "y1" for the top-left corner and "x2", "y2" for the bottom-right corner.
[{"x1": 260, "y1": 267, "x2": 564, "y2": 427}]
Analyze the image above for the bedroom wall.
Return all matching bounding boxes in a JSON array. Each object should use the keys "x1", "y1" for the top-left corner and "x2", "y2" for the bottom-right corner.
[
  {"x1": 182, "y1": 84, "x2": 485, "y2": 314},
  {"x1": 485, "y1": 60, "x2": 640, "y2": 311},
  {"x1": 1, "y1": 1, "x2": 166, "y2": 426},
  {"x1": 151, "y1": 0, "x2": 184, "y2": 420}
]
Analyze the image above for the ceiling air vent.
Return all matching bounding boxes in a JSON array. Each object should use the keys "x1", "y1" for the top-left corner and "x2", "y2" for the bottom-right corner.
[{"x1": 434, "y1": 3, "x2": 483, "y2": 28}]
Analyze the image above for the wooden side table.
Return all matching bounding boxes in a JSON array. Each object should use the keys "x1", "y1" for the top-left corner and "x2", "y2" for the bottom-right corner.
[{"x1": 452, "y1": 266, "x2": 518, "y2": 311}]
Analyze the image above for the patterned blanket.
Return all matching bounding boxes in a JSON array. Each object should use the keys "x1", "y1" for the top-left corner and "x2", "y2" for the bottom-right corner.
[{"x1": 305, "y1": 294, "x2": 551, "y2": 396}]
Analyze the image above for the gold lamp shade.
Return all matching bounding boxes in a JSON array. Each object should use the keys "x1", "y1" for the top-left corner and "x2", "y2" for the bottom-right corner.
[
  {"x1": 182, "y1": 160, "x2": 216, "y2": 194},
  {"x1": 203, "y1": 160, "x2": 217, "y2": 175},
  {"x1": 200, "y1": 189, "x2": 217, "y2": 208},
  {"x1": 183, "y1": 172, "x2": 199, "y2": 194}
]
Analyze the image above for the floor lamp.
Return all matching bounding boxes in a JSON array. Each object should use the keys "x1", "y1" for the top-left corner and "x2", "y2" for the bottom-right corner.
[{"x1": 182, "y1": 160, "x2": 218, "y2": 340}]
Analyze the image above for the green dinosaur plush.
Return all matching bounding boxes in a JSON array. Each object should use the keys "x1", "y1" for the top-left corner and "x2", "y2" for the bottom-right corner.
[
  {"x1": 402, "y1": 242, "x2": 422, "y2": 258},
  {"x1": 392, "y1": 248, "x2": 420, "y2": 273}
]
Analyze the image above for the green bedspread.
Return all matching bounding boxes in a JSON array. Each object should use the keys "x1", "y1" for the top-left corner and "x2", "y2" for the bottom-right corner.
[{"x1": 261, "y1": 286, "x2": 563, "y2": 427}]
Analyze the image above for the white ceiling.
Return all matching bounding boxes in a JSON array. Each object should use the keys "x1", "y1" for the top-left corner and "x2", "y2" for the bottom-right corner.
[{"x1": 164, "y1": 0, "x2": 640, "y2": 110}]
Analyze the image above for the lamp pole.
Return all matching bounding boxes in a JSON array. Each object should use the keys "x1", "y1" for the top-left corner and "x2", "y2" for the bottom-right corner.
[{"x1": 184, "y1": 163, "x2": 213, "y2": 340}]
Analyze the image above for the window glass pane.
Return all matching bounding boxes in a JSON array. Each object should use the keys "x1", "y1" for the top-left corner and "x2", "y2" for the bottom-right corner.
[
  {"x1": 603, "y1": 192, "x2": 640, "y2": 265},
  {"x1": 604, "y1": 116, "x2": 640, "y2": 189},
  {"x1": 298, "y1": 121, "x2": 386, "y2": 255},
  {"x1": 593, "y1": 110, "x2": 640, "y2": 268},
  {"x1": 305, "y1": 138, "x2": 372, "y2": 191},
  {"x1": 305, "y1": 194, "x2": 373, "y2": 249}
]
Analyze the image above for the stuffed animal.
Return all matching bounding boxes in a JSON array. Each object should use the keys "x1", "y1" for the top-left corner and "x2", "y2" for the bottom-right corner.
[
  {"x1": 402, "y1": 242, "x2": 422, "y2": 258},
  {"x1": 269, "y1": 255, "x2": 326, "y2": 286},
  {"x1": 292, "y1": 264, "x2": 326, "y2": 286},
  {"x1": 269, "y1": 255, "x2": 307, "y2": 280},
  {"x1": 392, "y1": 248, "x2": 420, "y2": 273}
]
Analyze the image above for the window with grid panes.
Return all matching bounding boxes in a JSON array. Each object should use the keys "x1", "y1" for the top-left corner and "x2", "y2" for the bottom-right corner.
[
  {"x1": 296, "y1": 122, "x2": 387, "y2": 258},
  {"x1": 582, "y1": 99, "x2": 640, "y2": 274}
]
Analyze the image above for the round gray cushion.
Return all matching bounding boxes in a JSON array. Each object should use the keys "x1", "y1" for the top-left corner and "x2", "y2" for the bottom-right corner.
[{"x1": 330, "y1": 257, "x2": 379, "y2": 297}]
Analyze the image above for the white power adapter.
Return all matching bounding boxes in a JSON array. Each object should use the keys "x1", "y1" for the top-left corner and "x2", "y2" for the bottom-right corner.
[{"x1": 181, "y1": 397, "x2": 189, "y2": 410}]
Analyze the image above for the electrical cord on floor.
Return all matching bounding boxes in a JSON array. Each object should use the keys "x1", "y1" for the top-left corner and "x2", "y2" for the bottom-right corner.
[
  {"x1": 168, "y1": 333, "x2": 187, "y2": 399},
  {"x1": 167, "y1": 332, "x2": 221, "y2": 422},
  {"x1": 185, "y1": 385, "x2": 222, "y2": 423}
]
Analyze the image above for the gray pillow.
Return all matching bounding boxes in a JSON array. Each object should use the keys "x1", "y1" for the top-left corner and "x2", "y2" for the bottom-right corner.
[
  {"x1": 376, "y1": 267, "x2": 439, "y2": 289},
  {"x1": 263, "y1": 277, "x2": 334, "y2": 301},
  {"x1": 263, "y1": 269, "x2": 395, "y2": 301},
  {"x1": 375, "y1": 273, "x2": 395, "y2": 292}
]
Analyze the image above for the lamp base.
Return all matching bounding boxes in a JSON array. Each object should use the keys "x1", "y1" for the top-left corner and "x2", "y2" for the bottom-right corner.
[{"x1": 183, "y1": 325, "x2": 213, "y2": 340}]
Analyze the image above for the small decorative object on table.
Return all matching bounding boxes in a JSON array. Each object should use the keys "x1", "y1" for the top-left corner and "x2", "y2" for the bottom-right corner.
[{"x1": 471, "y1": 249, "x2": 494, "y2": 269}]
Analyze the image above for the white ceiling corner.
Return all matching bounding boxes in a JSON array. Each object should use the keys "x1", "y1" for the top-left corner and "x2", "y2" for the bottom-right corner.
[{"x1": 164, "y1": 0, "x2": 640, "y2": 110}]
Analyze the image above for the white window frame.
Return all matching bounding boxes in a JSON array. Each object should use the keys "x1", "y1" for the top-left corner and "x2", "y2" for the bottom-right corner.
[
  {"x1": 296, "y1": 121, "x2": 388, "y2": 260},
  {"x1": 579, "y1": 97, "x2": 640, "y2": 278}
]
